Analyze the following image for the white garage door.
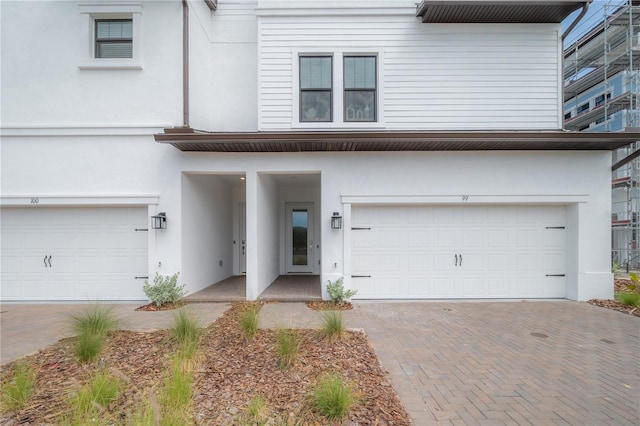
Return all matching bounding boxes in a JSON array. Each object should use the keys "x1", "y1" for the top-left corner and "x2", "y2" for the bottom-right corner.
[
  {"x1": 351, "y1": 205, "x2": 566, "y2": 299},
  {"x1": 1, "y1": 207, "x2": 148, "y2": 301}
]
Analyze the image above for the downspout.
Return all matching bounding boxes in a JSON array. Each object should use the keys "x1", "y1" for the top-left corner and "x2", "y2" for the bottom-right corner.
[
  {"x1": 562, "y1": 2, "x2": 590, "y2": 41},
  {"x1": 182, "y1": 0, "x2": 190, "y2": 127}
]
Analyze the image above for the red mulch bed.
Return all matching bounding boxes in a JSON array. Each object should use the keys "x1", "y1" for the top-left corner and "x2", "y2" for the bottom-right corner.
[
  {"x1": 587, "y1": 277, "x2": 640, "y2": 317},
  {"x1": 134, "y1": 301, "x2": 187, "y2": 311},
  {"x1": 306, "y1": 301, "x2": 354, "y2": 311}
]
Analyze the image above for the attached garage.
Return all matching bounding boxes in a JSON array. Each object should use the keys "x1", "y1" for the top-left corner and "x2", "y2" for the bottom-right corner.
[
  {"x1": 351, "y1": 205, "x2": 567, "y2": 299},
  {"x1": 1, "y1": 207, "x2": 148, "y2": 301}
]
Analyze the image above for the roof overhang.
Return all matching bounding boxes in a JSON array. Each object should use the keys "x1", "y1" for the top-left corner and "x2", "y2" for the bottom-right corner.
[
  {"x1": 154, "y1": 129, "x2": 640, "y2": 152},
  {"x1": 415, "y1": 0, "x2": 591, "y2": 23}
]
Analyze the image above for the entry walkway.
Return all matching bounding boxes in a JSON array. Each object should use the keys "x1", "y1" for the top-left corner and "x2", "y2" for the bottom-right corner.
[
  {"x1": 184, "y1": 275, "x2": 321, "y2": 302},
  {"x1": 2, "y1": 301, "x2": 639, "y2": 425}
]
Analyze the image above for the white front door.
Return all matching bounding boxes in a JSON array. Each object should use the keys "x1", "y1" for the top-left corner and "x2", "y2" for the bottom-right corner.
[
  {"x1": 286, "y1": 203, "x2": 314, "y2": 273},
  {"x1": 239, "y1": 203, "x2": 246, "y2": 274}
]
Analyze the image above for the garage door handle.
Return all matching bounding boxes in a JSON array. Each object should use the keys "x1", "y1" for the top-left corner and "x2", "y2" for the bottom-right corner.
[
  {"x1": 47, "y1": 256, "x2": 52, "y2": 267},
  {"x1": 44, "y1": 256, "x2": 48, "y2": 268},
  {"x1": 459, "y1": 254, "x2": 462, "y2": 267},
  {"x1": 545, "y1": 274, "x2": 565, "y2": 277}
]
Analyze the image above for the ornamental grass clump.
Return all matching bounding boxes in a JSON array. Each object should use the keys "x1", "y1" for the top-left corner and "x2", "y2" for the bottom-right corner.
[
  {"x1": 275, "y1": 328, "x2": 299, "y2": 370},
  {"x1": 143, "y1": 272, "x2": 186, "y2": 307},
  {"x1": 0, "y1": 362, "x2": 37, "y2": 412},
  {"x1": 310, "y1": 372, "x2": 355, "y2": 421},
  {"x1": 615, "y1": 272, "x2": 640, "y2": 306},
  {"x1": 321, "y1": 310, "x2": 344, "y2": 341},
  {"x1": 68, "y1": 370, "x2": 121, "y2": 423},
  {"x1": 69, "y1": 304, "x2": 119, "y2": 363},
  {"x1": 171, "y1": 308, "x2": 202, "y2": 359},
  {"x1": 239, "y1": 303, "x2": 261, "y2": 340}
]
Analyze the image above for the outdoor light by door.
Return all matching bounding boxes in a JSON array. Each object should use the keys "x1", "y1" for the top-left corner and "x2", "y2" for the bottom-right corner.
[
  {"x1": 151, "y1": 212, "x2": 167, "y2": 229},
  {"x1": 331, "y1": 212, "x2": 342, "y2": 230}
]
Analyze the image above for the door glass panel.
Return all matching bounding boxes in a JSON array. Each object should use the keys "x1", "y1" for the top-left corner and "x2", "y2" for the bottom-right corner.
[{"x1": 292, "y1": 210, "x2": 308, "y2": 266}]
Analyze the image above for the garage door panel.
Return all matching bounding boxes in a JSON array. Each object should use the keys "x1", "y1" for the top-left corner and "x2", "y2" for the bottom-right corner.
[
  {"x1": 1, "y1": 207, "x2": 148, "y2": 301},
  {"x1": 352, "y1": 205, "x2": 566, "y2": 299}
]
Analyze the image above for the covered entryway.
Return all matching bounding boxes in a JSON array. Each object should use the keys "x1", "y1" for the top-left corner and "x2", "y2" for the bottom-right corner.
[
  {"x1": 351, "y1": 205, "x2": 567, "y2": 299},
  {"x1": 1, "y1": 207, "x2": 148, "y2": 301}
]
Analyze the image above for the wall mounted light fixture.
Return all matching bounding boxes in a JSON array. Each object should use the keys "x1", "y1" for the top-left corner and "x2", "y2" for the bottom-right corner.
[
  {"x1": 151, "y1": 212, "x2": 167, "y2": 229},
  {"x1": 331, "y1": 212, "x2": 342, "y2": 230}
]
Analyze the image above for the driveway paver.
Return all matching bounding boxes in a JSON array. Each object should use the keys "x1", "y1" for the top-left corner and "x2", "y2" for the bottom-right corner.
[{"x1": 2, "y1": 300, "x2": 639, "y2": 425}]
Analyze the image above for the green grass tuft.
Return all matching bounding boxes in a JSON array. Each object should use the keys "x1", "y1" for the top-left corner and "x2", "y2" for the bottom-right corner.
[
  {"x1": 275, "y1": 329, "x2": 299, "y2": 370},
  {"x1": 0, "y1": 362, "x2": 37, "y2": 412},
  {"x1": 246, "y1": 395, "x2": 268, "y2": 423},
  {"x1": 310, "y1": 372, "x2": 354, "y2": 420},
  {"x1": 69, "y1": 304, "x2": 119, "y2": 337},
  {"x1": 239, "y1": 303, "x2": 260, "y2": 340},
  {"x1": 616, "y1": 292, "x2": 640, "y2": 306},
  {"x1": 171, "y1": 308, "x2": 202, "y2": 359},
  {"x1": 320, "y1": 310, "x2": 344, "y2": 341},
  {"x1": 68, "y1": 371, "x2": 121, "y2": 423},
  {"x1": 160, "y1": 357, "x2": 194, "y2": 414},
  {"x1": 75, "y1": 332, "x2": 105, "y2": 363}
]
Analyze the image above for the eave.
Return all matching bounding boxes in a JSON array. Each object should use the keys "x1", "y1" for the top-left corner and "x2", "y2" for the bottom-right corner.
[
  {"x1": 154, "y1": 129, "x2": 640, "y2": 152},
  {"x1": 415, "y1": 0, "x2": 591, "y2": 23}
]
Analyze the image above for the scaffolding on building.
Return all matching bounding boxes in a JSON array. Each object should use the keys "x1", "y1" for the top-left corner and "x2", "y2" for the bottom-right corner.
[{"x1": 564, "y1": 0, "x2": 640, "y2": 270}]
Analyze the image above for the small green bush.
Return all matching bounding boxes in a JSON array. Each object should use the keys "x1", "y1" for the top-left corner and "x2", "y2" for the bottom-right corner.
[
  {"x1": 321, "y1": 310, "x2": 344, "y2": 341},
  {"x1": 616, "y1": 292, "x2": 640, "y2": 306},
  {"x1": 310, "y1": 373, "x2": 354, "y2": 420},
  {"x1": 69, "y1": 371, "x2": 121, "y2": 421},
  {"x1": 275, "y1": 329, "x2": 299, "y2": 370},
  {"x1": 240, "y1": 303, "x2": 260, "y2": 340},
  {"x1": 143, "y1": 272, "x2": 186, "y2": 307},
  {"x1": 326, "y1": 277, "x2": 357, "y2": 306},
  {"x1": 171, "y1": 308, "x2": 201, "y2": 359},
  {"x1": 0, "y1": 362, "x2": 36, "y2": 412}
]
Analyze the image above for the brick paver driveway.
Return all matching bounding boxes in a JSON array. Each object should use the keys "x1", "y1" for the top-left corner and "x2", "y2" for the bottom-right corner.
[{"x1": 347, "y1": 301, "x2": 640, "y2": 425}]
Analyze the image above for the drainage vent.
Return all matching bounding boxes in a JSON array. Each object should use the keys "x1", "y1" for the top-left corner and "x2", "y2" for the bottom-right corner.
[{"x1": 530, "y1": 332, "x2": 548, "y2": 338}]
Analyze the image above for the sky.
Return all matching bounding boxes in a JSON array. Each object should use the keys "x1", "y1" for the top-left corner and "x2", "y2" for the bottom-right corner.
[{"x1": 562, "y1": 0, "x2": 628, "y2": 47}]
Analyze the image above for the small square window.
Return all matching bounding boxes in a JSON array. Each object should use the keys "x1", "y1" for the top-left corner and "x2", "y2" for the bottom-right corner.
[
  {"x1": 344, "y1": 56, "x2": 376, "y2": 122},
  {"x1": 577, "y1": 102, "x2": 590, "y2": 114},
  {"x1": 95, "y1": 19, "x2": 133, "y2": 58},
  {"x1": 300, "y1": 56, "x2": 332, "y2": 122}
]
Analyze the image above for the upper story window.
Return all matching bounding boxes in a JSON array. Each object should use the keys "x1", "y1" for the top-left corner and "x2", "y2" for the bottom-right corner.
[
  {"x1": 95, "y1": 19, "x2": 133, "y2": 58},
  {"x1": 577, "y1": 102, "x2": 590, "y2": 114},
  {"x1": 344, "y1": 56, "x2": 376, "y2": 122},
  {"x1": 300, "y1": 56, "x2": 332, "y2": 122}
]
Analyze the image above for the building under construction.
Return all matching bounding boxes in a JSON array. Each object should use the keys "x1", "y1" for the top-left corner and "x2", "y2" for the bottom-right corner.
[{"x1": 564, "y1": 0, "x2": 640, "y2": 271}]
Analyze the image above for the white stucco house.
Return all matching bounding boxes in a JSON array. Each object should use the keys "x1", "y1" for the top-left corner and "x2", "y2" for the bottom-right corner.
[{"x1": 2, "y1": 0, "x2": 639, "y2": 303}]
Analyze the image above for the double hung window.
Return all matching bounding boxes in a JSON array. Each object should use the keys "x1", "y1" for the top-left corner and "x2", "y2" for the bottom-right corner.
[
  {"x1": 344, "y1": 56, "x2": 376, "y2": 122},
  {"x1": 95, "y1": 19, "x2": 133, "y2": 58},
  {"x1": 300, "y1": 56, "x2": 332, "y2": 122}
]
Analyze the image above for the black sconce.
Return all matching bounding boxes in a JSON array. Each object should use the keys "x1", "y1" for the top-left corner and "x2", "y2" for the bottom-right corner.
[
  {"x1": 331, "y1": 212, "x2": 342, "y2": 230},
  {"x1": 151, "y1": 212, "x2": 167, "y2": 229}
]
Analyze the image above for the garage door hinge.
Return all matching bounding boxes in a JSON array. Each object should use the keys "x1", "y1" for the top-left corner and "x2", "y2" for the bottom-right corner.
[
  {"x1": 135, "y1": 276, "x2": 149, "y2": 279},
  {"x1": 135, "y1": 228, "x2": 149, "y2": 232},
  {"x1": 351, "y1": 227, "x2": 371, "y2": 230},
  {"x1": 545, "y1": 274, "x2": 566, "y2": 277},
  {"x1": 352, "y1": 275, "x2": 371, "y2": 278},
  {"x1": 545, "y1": 226, "x2": 565, "y2": 229}
]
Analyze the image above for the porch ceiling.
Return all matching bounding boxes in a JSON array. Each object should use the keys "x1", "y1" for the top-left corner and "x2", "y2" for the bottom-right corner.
[
  {"x1": 415, "y1": 0, "x2": 591, "y2": 23},
  {"x1": 154, "y1": 128, "x2": 640, "y2": 152}
]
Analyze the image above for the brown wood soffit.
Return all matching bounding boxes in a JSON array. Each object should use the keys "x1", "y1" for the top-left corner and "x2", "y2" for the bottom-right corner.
[
  {"x1": 154, "y1": 129, "x2": 640, "y2": 152},
  {"x1": 415, "y1": 1, "x2": 590, "y2": 23}
]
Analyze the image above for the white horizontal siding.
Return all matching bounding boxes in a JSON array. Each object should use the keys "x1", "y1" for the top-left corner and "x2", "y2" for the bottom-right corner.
[{"x1": 258, "y1": 12, "x2": 560, "y2": 131}]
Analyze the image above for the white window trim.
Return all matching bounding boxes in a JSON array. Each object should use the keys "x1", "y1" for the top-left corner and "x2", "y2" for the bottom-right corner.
[
  {"x1": 292, "y1": 48, "x2": 385, "y2": 129},
  {"x1": 78, "y1": 2, "x2": 143, "y2": 70}
]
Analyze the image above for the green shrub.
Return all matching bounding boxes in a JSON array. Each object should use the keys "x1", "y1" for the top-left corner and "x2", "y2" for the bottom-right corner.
[
  {"x1": 69, "y1": 371, "x2": 121, "y2": 421},
  {"x1": 275, "y1": 329, "x2": 299, "y2": 370},
  {"x1": 321, "y1": 310, "x2": 344, "y2": 341},
  {"x1": 616, "y1": 292, "x2": 640, "y2": 306},
  {"x1": 240, "y1": 304, "x2": 260, "y2": 340},
  {"x1": 143, "y1": 272, "x2": 186, "y2": 307},
  {"x1": 310, "y1": 373, "x2": 354, "y2": 420},
  {"x1": 0, "y1": 362, "x2": 36, "y2": 412},
  {"x1": 69, "y1": 305, "x2": 119, "y2": 363},
  {"x1": 171, "y1": 308, "x2": 201, "y2": 359},
  {"x1": 69, "y1": 304, "x2": 119, "y2": 337},
  {"x1": 326, "y1": 277, "x2": 357, "y2": 306}
]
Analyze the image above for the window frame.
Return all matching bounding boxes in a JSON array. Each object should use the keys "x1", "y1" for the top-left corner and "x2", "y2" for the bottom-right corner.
[
  {"x1": 299, "y1": 55, "x2": 333, "y2": 123},
  {"x1": 343, "y1": 55, "x2": 377, "y2": 123},
  {"x1": 94, "y1": 19, "x2": 133, "y2": 59},
  {"x1": 290, "y1": 49, "x2": 384, "y2": 129},
  {"x1": 78, "y1": 3, "x2": 143, "y2": 70}
]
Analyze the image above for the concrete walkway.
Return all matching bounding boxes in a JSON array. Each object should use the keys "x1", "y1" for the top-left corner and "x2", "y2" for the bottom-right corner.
[{"x1": 2, "y1": 301, "x2": 639, "y2": 425}]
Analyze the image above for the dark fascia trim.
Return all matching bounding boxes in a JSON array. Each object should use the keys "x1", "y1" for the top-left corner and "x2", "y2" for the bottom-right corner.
[
  {"x1": 154, "y1": 129, "x2": 640, "y2": 152},
  {"x1": 416, "y1": 0, "x2": 591, "y2": 23}
]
